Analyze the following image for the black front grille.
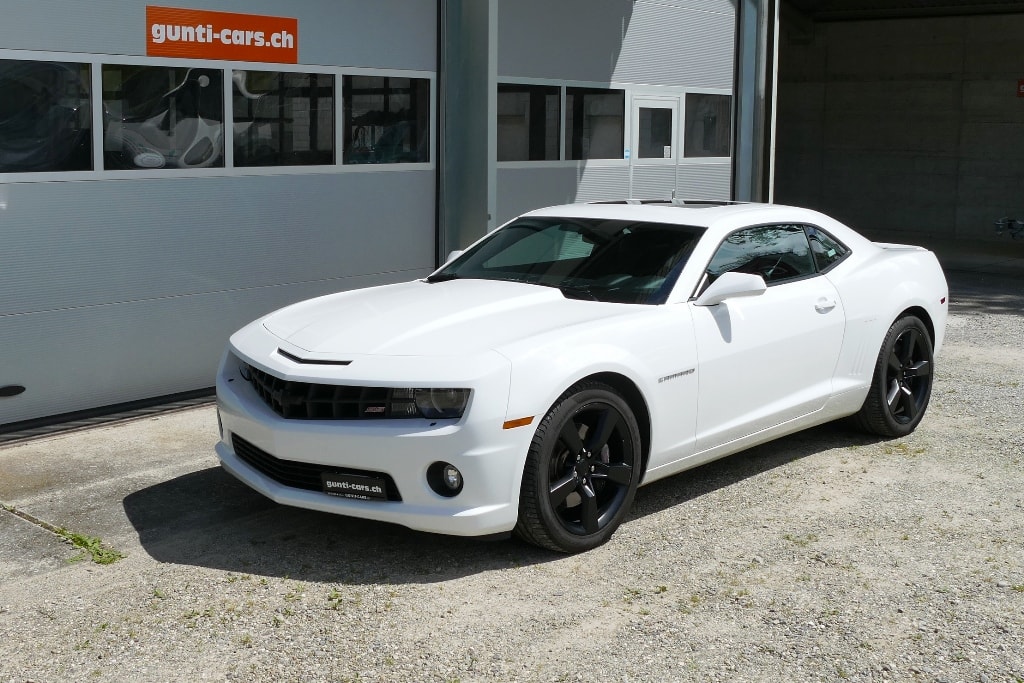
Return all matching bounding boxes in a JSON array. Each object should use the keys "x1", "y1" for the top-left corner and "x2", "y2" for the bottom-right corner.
[
  {"x1": 231, "y1": 435, "x2": 402, "y2": 501},
  {"x1": 242, "y1": 363, "x2": 411, "y2": 420}
]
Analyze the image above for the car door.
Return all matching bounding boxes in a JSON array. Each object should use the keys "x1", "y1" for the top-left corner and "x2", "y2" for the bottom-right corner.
[{"x1": 690, "y1": 224, "x2": 845, "y2": 452}]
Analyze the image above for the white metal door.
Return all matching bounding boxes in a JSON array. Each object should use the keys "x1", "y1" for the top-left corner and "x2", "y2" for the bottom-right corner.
[{"x1": 629, "y1": 96, "x2": 678, "y2": 199}]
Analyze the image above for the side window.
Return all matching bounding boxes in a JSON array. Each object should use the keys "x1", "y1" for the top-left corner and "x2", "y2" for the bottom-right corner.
[
  {"x1": 342, "y1": 76, "x2": 429, "y2": 164},
  {"x1": 684, "y1": 93, "x2": 731, "y2": 158},
  {"x1": 233, "y1": 70, "x2": 334, "y2": 167},
  {"x1": 102, "y1": 65, "x2": 224, "y2": 170},
  {"x1": 565, "y1": 87, "x2": 624, "y2": 160},
  {"x1": 497, "y1": 83, "x2": 560, "y2": 161},
  {"x1": 708, "y1": 225, "x2": 816, "y2": 284},
  {"x1": 0, "y1": 60, "x2": 92, "y2": 172},
  {"x1": 806, "y1": 225, "x2": 849, "y2": 272}
]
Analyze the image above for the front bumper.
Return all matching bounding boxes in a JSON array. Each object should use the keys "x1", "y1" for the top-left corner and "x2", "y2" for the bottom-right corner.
[{"x1": 215, "y1": 347, "x2": 534, "y2": 537}]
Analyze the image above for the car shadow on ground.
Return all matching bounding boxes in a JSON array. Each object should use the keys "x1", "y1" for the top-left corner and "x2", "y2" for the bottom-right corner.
[
  {"x1": 123, "y1": 422, "x2": 879, "y2": 585},
  {"x1": 628, "y1": 422, "x2": 866, "y2": 522}
]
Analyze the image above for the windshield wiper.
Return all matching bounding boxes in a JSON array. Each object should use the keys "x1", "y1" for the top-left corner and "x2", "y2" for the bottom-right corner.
[
  {"x1": 558, "y1": 284, "x2": 598, "y2": 301},
  {"x1": 425, "y1": 273, "x2": 459, "y2": 283}
]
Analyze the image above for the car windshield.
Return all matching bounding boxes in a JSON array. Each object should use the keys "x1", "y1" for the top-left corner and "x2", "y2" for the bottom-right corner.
[{"x1": 429, "y1": 217, "x2": 705, "y2": 304}]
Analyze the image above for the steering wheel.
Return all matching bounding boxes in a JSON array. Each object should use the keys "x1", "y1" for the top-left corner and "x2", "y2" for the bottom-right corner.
[{"x1": 739, "y1": 256, "x2": 798, "y2": 281}]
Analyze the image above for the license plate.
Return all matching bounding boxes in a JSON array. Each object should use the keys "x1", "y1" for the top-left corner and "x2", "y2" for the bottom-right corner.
[{"x1": 321, "y1": 472, "x2": 388, "y2": 501}]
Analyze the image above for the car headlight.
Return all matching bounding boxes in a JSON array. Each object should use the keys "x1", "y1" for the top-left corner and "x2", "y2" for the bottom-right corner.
[{"x1": 412, "y1": 388, "x2": 471, "y2": 419}]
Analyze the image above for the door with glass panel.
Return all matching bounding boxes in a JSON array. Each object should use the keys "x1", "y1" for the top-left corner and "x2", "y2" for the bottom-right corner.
[{"x1": 629, "y1": 97, "x2": 678, "y2": 200}]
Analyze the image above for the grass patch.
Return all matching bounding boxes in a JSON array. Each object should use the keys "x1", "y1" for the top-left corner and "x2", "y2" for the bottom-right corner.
[
  {"x1": 2, "y1": 503, "x2": 124, "y2": 565},
  {"x1": 784, "y1": 532, "x2": 819, "y2": 547},
  {"x1": 57, "y1": 529, "x2": 125, "y2": 565}
]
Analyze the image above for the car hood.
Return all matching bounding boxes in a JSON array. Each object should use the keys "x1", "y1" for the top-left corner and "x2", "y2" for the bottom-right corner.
[{"x1": 262, "y1": 279, "x2": 633, "y2": 357}]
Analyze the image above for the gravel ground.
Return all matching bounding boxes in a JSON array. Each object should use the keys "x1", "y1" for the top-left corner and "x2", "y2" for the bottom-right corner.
[{"x1": 1, "y1": 273, "x2": 1022, "y2": 683}]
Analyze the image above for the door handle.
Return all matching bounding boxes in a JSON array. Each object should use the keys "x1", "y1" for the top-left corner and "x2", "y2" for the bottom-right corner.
[{"x1": 815, "y1": 297, "x2": 837, "y2": 313}]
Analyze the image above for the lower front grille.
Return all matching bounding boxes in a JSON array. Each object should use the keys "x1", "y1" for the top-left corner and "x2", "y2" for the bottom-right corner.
[{"x1": 231, "y1": 434, "x2": 402, "y2": 501}]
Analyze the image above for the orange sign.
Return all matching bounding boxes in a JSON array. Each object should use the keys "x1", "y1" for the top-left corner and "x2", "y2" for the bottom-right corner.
[{"x1": 146, "y1": 6, "x2": 298, "y2": 64}]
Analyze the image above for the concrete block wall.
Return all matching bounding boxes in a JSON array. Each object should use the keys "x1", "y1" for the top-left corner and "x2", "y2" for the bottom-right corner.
[{"x1": 775, "y1": 12, "x2": 1024, "y2": 241}]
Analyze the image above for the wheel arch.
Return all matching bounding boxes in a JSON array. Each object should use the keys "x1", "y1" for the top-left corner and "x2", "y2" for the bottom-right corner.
[
  {"x1": 580, "y1": 371, "x2": 653, "y2": 479},
  {"x1": 895, "y1": 306, "x2": 935, "y2": 346}
]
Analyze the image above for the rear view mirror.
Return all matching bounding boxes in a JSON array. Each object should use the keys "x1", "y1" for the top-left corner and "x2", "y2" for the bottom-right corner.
[{"x1": 694, "y1": 271, "x2": 767, "y2": 306}]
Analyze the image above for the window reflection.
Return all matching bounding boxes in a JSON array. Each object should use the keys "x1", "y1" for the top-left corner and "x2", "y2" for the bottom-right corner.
[
  {"x1": 708, "y1": 225, "x2": 815, "y2": 283},
  {"x1": 637, "y1": 107, "x2": 674, "y2": 159},
  {"x1": 103, "y1": 65, "x2": 224, "y2": 169},
  {"x1": 343, "y1": 76, "x2": 429, "y2": 164},
  {"x1": 684, "y1": 93, "x2": 731, "y2": 158},
  {"x1": 233, "y1": 70, "x2": 334, "y2": 167},
  {"x1": 0, "y1": 60, "x2": 92, "y2": 172},
  {"x1": 497, "y1": 84, "x2": 560, "y2": 161},
  {"x1": 565, "y1": 88, "x2": 624, "y2": 160}
]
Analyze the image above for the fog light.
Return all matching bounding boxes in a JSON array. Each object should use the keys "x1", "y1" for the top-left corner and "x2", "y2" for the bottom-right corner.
[
  {"x1": 443, "y1": 464, "x2": 462, "y2": 491},
  {"x1": 427, "y1": 461, "x2": 464, "y2": 497}
]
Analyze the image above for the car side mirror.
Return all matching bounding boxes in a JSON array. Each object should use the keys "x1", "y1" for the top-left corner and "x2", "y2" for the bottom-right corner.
[{"x1": 694, "y1": 271, "x2": 767, "y2": 306}]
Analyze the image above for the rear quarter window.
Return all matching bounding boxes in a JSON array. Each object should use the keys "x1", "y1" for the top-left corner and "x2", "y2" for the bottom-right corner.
[{"x1": 806, "y1": 226, "x2": 849, "y2": 272}]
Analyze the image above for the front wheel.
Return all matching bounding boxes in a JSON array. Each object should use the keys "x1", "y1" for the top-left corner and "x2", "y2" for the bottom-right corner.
[
  {"x1": 514, "y1": 381, "x2": 642, "y2": 553},
  {"x1": 853, "y1": 315, "x2": 934, "y2": 437}
]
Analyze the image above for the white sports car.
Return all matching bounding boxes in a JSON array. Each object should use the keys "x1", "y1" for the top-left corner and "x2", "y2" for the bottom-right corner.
[{"x1": 215, "y1": 201, "x2": 948, "y2": 552}]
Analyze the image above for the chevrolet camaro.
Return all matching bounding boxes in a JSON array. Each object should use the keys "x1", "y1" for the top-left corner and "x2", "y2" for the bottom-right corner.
[{"x1": 215, "y1": 201, "x2": 948, "y2": 552}]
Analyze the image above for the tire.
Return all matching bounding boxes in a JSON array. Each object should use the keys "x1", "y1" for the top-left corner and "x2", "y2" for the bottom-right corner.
[
  {"x1": 853, "y1": 315, "x2": 934, "y2": 437},
  {"x1": 514, "y1": 381, "x2": 642, "y2": 553}
]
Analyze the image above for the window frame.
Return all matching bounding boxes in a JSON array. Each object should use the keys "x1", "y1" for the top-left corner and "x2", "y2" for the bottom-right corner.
[
  {"x1": 683, "y1": 92, "x2": 732, "y2": 159},
  {"x1": 0, "y1": 58, "x2": 93, "y2": 174},
  {"x1": 494, "y1": 80, "x2": 733, "y2": 173},
  {"x1": 232, "y1": 69, "x2": 336, "y2": 168},
  {"x1": 342, "y1": 74, "x2": 431, "y2": 166},
  {"x1": 496, "y1": 82, "x2": 561, "y2": 162},
  {"x1": 0, "y1": 48, "x2": 435, "y2": 182},
  {"x1": 694, "y1": 223, "x2": 853, "y2": 298},
  {"x1": 565, "y1": 86, "x2": 626, "y2": 161}
]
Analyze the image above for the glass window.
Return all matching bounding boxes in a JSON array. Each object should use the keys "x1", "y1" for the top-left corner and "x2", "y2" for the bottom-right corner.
[
  {"x1": 0, "y1": 60, "x2": 92, "y2": 172},
  {"x1": 684, "y1": 93, "x2": 731, "y2": 158},
  {"x1": 806, "y1": 225, "x2": 850, "y2": 272},
  {"x1": 637, "y1": 107, "x2": 674, "y2": 159},
  {"x1": 233, "y1": 70, "x2": 334, "y2": 167},
  {"x1": 565, "y1": 88, "x2": 624, "y2": 160},
  {"x1": 497, "y1": 84, "x2": 559, "y2": 161},
  {"x1": 343, "y1": 76, "x2": 429, "y2": 164},
  {"x1": 431, "y1": 218, "x2": 704, "y2": 305},
  {"x1": 708, "y1": 225, "x2": 815, "y2": 284},
  {"x1": 103, "y1": 65, "x2": 224, "y2": 170}
]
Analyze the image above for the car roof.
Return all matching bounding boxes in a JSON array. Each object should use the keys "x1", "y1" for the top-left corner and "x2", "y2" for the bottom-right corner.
[{"x1": 522, "y1": 200, "x2": 831, "y2": 230}]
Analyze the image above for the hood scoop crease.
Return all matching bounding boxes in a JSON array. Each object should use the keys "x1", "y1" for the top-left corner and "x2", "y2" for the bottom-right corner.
[{"x1": 277, "y1": 348, "x2": 352, "y2": 366}]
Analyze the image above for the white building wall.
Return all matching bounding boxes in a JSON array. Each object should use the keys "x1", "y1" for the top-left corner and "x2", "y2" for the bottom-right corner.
[{"x1": 495, "y1": 0, "x2": 736, "y2": 223}]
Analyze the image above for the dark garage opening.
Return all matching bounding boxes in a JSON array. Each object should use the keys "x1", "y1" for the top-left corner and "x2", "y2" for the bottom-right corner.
[{"x1": 774, "y1": 0, "x2": 1024, "y2": 246}]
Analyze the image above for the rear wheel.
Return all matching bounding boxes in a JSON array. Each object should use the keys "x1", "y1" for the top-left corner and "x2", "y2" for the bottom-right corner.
[
  {"x1": 854, "y1": 315, "x2": 934, "y2": 437},
  {"x1": 514, "y1": 381, "x2": 642, "y2": 553}
]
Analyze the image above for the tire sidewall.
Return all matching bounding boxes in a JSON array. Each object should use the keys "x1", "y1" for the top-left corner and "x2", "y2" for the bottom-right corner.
[
  {"x1": 527, "y1": 383, "x2": 642, "y2": 553},
  {"x1": 872, "y1": 315, "x2": 934, "y2": 436}
]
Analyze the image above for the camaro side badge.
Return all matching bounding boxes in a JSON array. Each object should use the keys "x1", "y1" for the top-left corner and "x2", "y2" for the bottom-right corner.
[{"x1": 659, "y1": 368, "x2": 695, "y2": 383}]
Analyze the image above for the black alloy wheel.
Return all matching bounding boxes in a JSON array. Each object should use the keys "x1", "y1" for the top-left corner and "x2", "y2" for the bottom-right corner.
[
  {"x1": 854, "y1": 315, "x2": 934, "y2": 437},
  {"x1": 515, "y1": 381, "x2": 642, "y2": 553}
]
